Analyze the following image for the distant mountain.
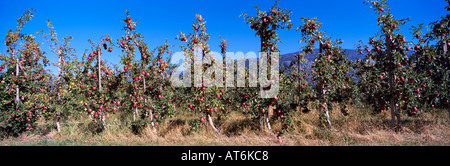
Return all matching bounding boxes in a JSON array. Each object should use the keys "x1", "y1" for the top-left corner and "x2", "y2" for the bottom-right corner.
[
  {"x1": 175, "y1": 49, "x2": 368, "y2": 79},
  {"x1": 279, "y1": 49, "x2": 366, "y2": 69}
]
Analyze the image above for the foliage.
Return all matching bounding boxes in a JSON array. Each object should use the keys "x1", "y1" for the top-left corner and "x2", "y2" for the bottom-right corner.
[{"x1": 0, "y1": 0, "x2": 448, "y2": 139}]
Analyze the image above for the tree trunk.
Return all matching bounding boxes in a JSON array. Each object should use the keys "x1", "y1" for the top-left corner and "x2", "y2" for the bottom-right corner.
[
  {"x1": 319, "y1": 84, "x2": 332, "y2": 129},
  {"x1": 259, "y1": 115, "x2": 264, "y2": 131},
  {"x1": 98, "y1": 48, "x2": 102, "y2": 91},
  {"x1": 56, "y1": 91, "x2": 62, "y2": 133},
  {"x1": 297, "y1": 52, "x2": 301, "y2": 103},
  {"x1": 97, "y1": 47, "x2": 106, "y2": 129},
  {"x1": 101, "y1": 114, "x2": 106, "y2": 129},
  {"x1": 265, "y1": 114, "x2": 272, "y2": 131},
  {"x1": 56, "y1": 112, "x2": 61, "y2": 132},
  {"x1": 150, "y1": 114, "x2": 157, "y2": 135},
  {"x1": 143, "y1": 71, "x2": 157, "y2": 134},
  {"x1": 207, "y1": 114, "x2": 220, "y2": 134},
  {"x1": 56, "y1": 55, "x2": 63, "y2": 133},
  {"x1": 144, "y1": 104, "x2": 157, "y2": 135},
  {"x1": 149, "y1": 107, "x2": 155, "y2": 125},
  {"x1": 317, "y1": 44, "x2": 332, "y2": 129},
  {"x1": 15, "y1": 58, "x2": 19, "y2": 110},
  {"x1": 325, "y1": 106, "x2": 332, "y2": 129},
  {"x1": 442, "y1": 36, "x2": 450, "y2": 116},
  {"x1": 386, "y1": 37, "x2": 401, "y2": 128},
  {"x1": 223, "y1": 49, "x2": 227, "y2": 91}
]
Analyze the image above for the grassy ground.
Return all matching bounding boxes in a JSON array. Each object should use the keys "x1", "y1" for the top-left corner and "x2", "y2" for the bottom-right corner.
[{"x1": 1, "y1": 106, "x2": 449, "y2": 146}]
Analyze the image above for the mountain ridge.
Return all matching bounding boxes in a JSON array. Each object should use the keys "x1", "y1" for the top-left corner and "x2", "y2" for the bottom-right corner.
[{"x1": 279, "y1": 48, "x2": 366, "y2": 68}]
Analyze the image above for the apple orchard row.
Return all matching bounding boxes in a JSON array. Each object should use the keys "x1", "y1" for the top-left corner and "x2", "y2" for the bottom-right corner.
[{"x1": 0, "y1": 0, "x2": 448, "y2": 137}]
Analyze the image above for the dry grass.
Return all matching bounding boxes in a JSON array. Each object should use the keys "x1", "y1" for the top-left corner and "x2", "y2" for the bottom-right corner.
[{"x1": 1, "y1": 106, "x2": 449, "y2": 146}]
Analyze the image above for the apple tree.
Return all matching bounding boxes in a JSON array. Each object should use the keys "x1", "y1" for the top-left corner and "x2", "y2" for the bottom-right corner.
[
  {"x1": 240, "y1": 0, "x2": 293, "y2": 137},
  {"x1": 41, "y1": 20, "x2": 77, "y2": 133},
  {"x1": 359, "y1": 0, "x2": 411, "y2": 127},
  {"x1": 417, "y1": 7, "x2": 449, "y2": 114},
  {"x1": 176, "y1": 14, "x2": 229, "y2": 133},
  {"x1": 0, "y1": 9, "x2": 51, "y2": 135},
  {"x1": 78, "y1": 34, "x2": 115, "y2": 130},
  {"x1": 298, "y1": 17, "x2": 354, "y2": 129},
  {"x1": 117, "y1": 11, "x2": 176, "y2": 134}
]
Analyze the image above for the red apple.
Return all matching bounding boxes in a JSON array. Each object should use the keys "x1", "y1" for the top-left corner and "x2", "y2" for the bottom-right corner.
[
  {"x1": 375, "y1": 46, "x2": 380, "y2": 52},
  {"x1": 414, "y1": 45, "x2": 420, "y2": 50}
]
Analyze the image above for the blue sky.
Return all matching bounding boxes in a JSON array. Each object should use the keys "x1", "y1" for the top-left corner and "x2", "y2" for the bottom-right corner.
[{"x1": 0, "y1": 0, "x2": 447, "y2": 74}]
